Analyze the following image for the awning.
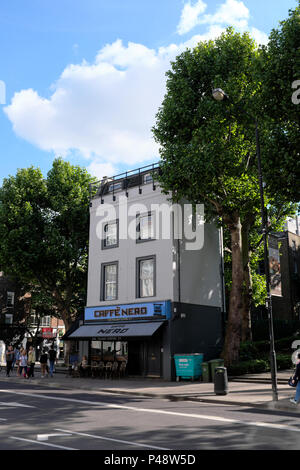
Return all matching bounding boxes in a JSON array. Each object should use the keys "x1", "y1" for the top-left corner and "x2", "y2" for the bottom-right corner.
[{"x1": 68, "y1": 321, "x2": 164, "y2": 339}]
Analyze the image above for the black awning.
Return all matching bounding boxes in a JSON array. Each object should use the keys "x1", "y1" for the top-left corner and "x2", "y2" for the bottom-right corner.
[{"x1": 68, "y1": 321, "x2": 164, "y2": 339}]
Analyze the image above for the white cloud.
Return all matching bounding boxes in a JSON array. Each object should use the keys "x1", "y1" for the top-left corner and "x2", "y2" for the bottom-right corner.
[
  {"x1": 4, "y1": 0, "x2": 269, "y2": 176},
  {"x1": 200, "y1": 0, "x2": 250, "y2": 29},
  {"x1": 177, "y1": 0, "x2": 207, "y2": 35},
  {"x1": 87, "y1": 161, "x2": 119, "y2": 180}
]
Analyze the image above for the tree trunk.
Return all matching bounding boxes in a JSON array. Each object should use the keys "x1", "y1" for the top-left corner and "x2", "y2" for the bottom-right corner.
[
  {"x1": 241, "y1": 220, "x2": 253, "y2": 342},
  {"x1": 222, "y1": 214, "x2": 244, "y2": 365}
]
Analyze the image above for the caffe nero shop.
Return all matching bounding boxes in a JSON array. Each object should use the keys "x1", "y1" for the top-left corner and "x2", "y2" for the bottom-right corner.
[{"x1": 68, "y1": 300, "x2": 171, "y2": 378}]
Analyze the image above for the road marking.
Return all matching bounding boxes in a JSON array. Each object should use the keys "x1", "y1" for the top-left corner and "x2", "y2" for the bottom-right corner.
[
  {"x1": 0, "y1": 402, "x2": 35, "y2": 408},
  {"x1": 2, "y1": 389, "x2": 300, "y2": 435},
  {"x1": 55, "y1": 428, "x2": 169, "y2": 450},
  {"x1": 0, "y1": 418, "x2": 7, "y2": 421},
  {"x1": 10, "y1": 436, "x2": 77, "y2": 450},
  {"x1": 37, "y1": 433, "x2": 73, "y2": 441}
]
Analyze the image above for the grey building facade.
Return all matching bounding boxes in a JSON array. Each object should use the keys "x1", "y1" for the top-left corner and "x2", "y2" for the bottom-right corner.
[{"x1": 69, "y1": 165, "x2": 225, "y2": 380}]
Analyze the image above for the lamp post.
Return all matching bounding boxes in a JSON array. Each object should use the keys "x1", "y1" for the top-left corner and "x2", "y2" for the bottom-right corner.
[{"x1": 212, "y1": 88, "x2": 279, "y2": 401}]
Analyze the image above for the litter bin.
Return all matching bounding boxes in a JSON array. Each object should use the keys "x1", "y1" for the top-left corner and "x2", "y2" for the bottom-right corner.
[
  {"x1": 209, "y1": 358, "x2": 224, "y2": 380},
  {"x1": 214, "y1": 367, "x2": 228, "y2": 395},
  {"x1": 201, "y1": 362, "x2": 211, "y2": 383},
  {"x1": 174, "y1": 353, "x2": 204, "y2": 381}
]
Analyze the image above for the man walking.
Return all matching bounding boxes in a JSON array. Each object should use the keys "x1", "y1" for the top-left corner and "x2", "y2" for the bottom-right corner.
[
  {"x1": 48, "y1": 345, "x2": 57, "y2": 378},
  {"x1": 5, "y1": 345, "x2": 14, "y2": 377}
]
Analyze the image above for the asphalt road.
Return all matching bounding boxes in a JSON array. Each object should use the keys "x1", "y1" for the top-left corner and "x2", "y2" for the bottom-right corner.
[{"x1": 1, "y1": 378, "x2": 300, "y2": 454}]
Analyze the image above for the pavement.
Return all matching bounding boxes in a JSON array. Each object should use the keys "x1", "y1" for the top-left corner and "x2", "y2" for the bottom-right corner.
[{"x1": 1, "y1": 364, "x2": 300, "y2": 414}]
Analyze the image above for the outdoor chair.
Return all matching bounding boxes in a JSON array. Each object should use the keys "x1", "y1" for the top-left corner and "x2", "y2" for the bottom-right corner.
[
  {"x1": 111, "y1": 361, "x2": 119, "y2": 379},
  {"x1": 98, "y1": 361, "x2": 105, "y2": 379},
  {"x1": 119, "y1": 361, "x2": 127, "y2": 378},
  {"x1": 105, "y1": 361, "x2": 112, "y2": 379}
]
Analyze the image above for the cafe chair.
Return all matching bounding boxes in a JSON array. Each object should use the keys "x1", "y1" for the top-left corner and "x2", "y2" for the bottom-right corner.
[
  {"x1": 111, "y1": 361, "x2": 119, "y2": 379},
  {"x1": 105, "y1": 361, "x2": 112, "y2": 379},
  {"x1": 119, "y1": 361, "x2": 127, "y2": 378},
  {"x1": 98, "y1": 361, "x2": 105, "y2": 379}
]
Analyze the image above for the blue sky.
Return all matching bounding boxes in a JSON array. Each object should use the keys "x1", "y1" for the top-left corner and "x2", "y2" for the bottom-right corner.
[{"x1": 0, "y1": 0, "x2": 298, "y2": 183}]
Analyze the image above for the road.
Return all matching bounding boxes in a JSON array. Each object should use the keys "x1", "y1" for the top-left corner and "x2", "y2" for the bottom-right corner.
[{"x1": 1, "y1": 378, "x2": 300, "y2": 453}]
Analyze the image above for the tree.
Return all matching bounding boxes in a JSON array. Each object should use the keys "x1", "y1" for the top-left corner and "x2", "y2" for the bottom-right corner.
[
  {"x1": 152, "y1": 29, "x2": 295, "y2": 365},
  {"x1": 0, "y1": 159, "x2": 95, "y2": 356},
  {"x1": 258, "y1": 4, "x2": 300, "y2": 205}
]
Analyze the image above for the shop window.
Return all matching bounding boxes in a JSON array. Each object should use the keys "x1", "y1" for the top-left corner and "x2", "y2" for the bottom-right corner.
[
  {"x1": 101, "y1": 262, "x2": 118, "y2": 301},
  {"x1": 137, "y1": 256, "x2": 156, "y2": 298},
  {"x1": 102, "y1": 220, "x2": 119, "y2": 249}
]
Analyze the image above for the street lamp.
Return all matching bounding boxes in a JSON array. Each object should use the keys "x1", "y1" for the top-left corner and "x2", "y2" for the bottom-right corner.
[{"x1": 212, "y1": 88, "x2": 279, "y2": 402}]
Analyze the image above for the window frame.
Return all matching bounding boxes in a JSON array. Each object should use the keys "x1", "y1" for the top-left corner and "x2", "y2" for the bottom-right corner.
[
  {"x1": 136, "y1": 211, "x2": 156, "y2": 243},
  {"x1": 102, "y1": 219, "x2": 119, "y2": 250},
  {"x1": 101, "y1": 261, "x2": 119, "y2": 301},
  {"x1": 136, "y1": 255, "x2": 156, "y2": 299}
]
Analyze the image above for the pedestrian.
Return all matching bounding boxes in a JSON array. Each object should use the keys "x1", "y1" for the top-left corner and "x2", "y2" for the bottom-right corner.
[
  {"x1": 5, "y1": 345, "x2": 14, "y2": 377},
  {"x1": 27, "y1": 346, "x2": 36, "y2": 378},
  {"x1": 40, "y1": 349, "x2": 48, "y2": 378},
  {"x1": 19, "y1": 349, "x2": 28, "y2": 378},
  {"x1": 14, "y1": 346, "x2": 20, "y2": 374},
  {"x1": 79, "y1": 355, "x2": 89, "y2": 377},
  {"x1": 48, "y1": 345, "x2": 57, "y2": 378},
  {"x1": 290, "y1": 353, "x2": 300, "y2": 404}
]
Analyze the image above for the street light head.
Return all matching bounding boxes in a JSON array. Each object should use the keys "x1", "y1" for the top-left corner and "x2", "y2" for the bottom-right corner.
[{"x1": 212, "y1": 88, "x2": 229, "y2": 102}]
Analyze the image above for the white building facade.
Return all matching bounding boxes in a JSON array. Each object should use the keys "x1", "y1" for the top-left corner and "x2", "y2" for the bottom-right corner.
[{"x1": 69, "y1": 164, "x2": 225, "y2": 380}]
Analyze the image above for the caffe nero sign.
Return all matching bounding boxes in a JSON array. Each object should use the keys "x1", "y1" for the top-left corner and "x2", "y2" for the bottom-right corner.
[{"x1": 85, "y1": 301, "x2": 171, "y2": 322}]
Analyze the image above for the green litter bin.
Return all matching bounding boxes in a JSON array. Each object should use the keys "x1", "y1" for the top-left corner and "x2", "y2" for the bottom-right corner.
[
  {"x1": 174, "y1": 353, "x2": 204, "y2": 381},
  {"x1": 201, "y1": 362, "x2": 211, "y2": 382},
  {"x1": 209, "y1": 359, "x2": 224, "y2": 381}
]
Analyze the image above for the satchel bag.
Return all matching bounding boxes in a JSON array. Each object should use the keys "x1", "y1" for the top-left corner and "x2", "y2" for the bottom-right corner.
[{"x1": 288, "y1": 376, "x2": 298, "y2": 387}]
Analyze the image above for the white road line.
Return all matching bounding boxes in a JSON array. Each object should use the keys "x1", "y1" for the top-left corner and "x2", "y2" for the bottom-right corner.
[
  {"x1": 0, "y1": 418, "x2": 7, "y2": 421},
  {"x1": 0, "y1": 402, "x2": 35, "y2": 408},
  {"x1": 55, "y1": 428, "x2": 169, "y2": 450},
  {"x1": 10, "y1": 436, "x2": 77, "y2": 450},
  {"x1": 1, "y1": 389, "x2": 300, "y2": 435},
  {"x1": 37, "y1": 433, "x2": 73, "y2": 441}
]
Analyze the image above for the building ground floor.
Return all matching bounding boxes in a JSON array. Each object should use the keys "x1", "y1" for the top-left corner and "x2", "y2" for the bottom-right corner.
[{"x1": 66, "y1": 300, "x2": 224, "y2": 381}]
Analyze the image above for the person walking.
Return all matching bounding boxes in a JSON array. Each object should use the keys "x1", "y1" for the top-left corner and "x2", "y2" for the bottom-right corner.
[
  {"x1": 5, "y1": 345, "x2": 14, "y2": 377},
  {"x1": 40, "y1": 349, "x2": 48, "y2": 378},
  {"x1": 19, "y1": 349, "x2": 28, "y2": 378},
  {"x1": 48, "y1": 346, "x2": 57, "y2": 378},
  {"x1": 290, "y1": 352, "x2": 300, "y2": 404},
  {"x1": 27, "y1": 346, "x2": 36, "y2": 378}
]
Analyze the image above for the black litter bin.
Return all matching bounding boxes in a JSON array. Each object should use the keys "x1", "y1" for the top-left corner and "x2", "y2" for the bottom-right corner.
[{"x1": 214, "y1": 367, "x2": 228, "y2": 395}]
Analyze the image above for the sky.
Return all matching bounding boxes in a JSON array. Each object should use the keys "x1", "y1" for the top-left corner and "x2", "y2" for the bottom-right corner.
[{"x1": 0, "y1": 0, "x2": 298, "y2": 184}]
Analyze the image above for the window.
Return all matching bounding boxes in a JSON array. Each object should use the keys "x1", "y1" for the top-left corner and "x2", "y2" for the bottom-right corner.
[
  {"x1": 29, "y1": 314, "x2": 51, "y2": 327},
  {"x1": 101, "y1": 262, "x2": 118, "y2": 301},
  {"x1": 5, "y1": 314, "x2": 13, "y2": 325},
  {"x1": 143, "y1": 173, "x2": 153, "y2": 184},
  {"x1": 108, "y1": 182, "x2": 122, "y2": 193},
  {"x1": 137, "y1": 213, "x2": 155, "y2": 242},
  {"x1": 103, "y1": 220, "x2": 118, "y2": 249},
  {"x1": 7, "y1": 292, "x2": 15, "y2": 307},
  {"x1": 137, "y1": 256, "x2": 155, "y2": 298}
]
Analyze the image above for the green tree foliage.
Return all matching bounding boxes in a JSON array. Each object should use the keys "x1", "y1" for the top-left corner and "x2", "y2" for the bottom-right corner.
[
  {"x1": 258, "y1": 4, "x2": 300, "y2": 204},
  {"x1": 152, "y1": 29, "x2": 296, "y2": 365},
  {"x1": 0, "y1": 158, "x2": 95, "y2": 333}
]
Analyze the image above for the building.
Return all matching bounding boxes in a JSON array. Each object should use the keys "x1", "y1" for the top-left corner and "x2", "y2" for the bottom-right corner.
[
  {"x1": 269, "y1": 228, "x2": 300, "y2": 321},
  {"x1": 67, "y1": 164, "x2": 225, "y2": 380}
]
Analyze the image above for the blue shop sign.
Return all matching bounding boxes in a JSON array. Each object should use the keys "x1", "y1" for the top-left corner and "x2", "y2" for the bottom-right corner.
[{"x1": 85, "y1": 300, "x2": 171, "y2": 322}]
